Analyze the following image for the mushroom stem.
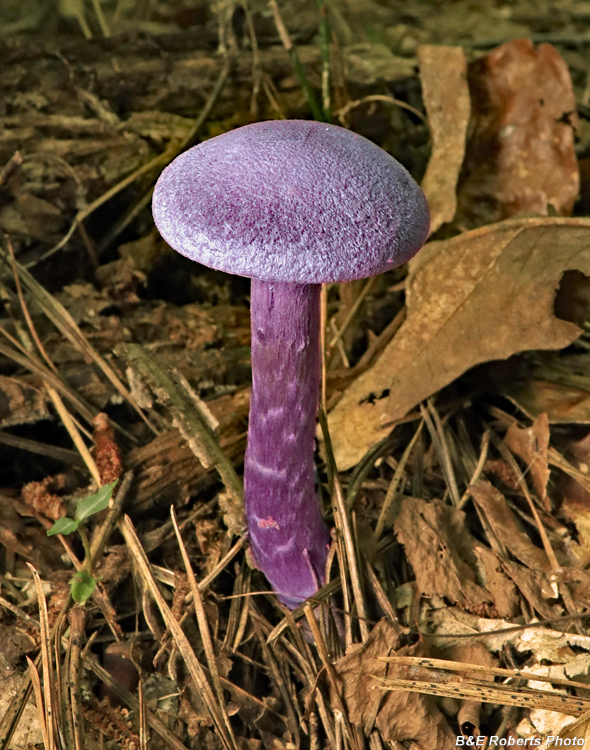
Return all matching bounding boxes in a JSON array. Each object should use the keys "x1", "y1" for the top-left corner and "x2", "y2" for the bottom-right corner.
[{"x1": 245, "y1": 279, "x2": 330, "y2": 608}]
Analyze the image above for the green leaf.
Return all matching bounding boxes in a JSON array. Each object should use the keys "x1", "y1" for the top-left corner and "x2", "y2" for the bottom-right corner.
[
  {"x1": 47, "y1": 517, "x2": 79, "y2": 537},
  {"x1": 75, "y1": 480, "x2": 118, "y2": 522},
  {"x1": 70, "y1": 570, "x2": 96, "y2": 603}
]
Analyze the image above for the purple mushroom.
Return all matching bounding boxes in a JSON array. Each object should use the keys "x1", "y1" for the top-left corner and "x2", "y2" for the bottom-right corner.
[{"x1": 152, "y1": 120, "x2": 429, "y2": 609}]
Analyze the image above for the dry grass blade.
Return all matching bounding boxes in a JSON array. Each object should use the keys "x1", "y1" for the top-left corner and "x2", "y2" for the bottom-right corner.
[
  {"x1": 250, "y1": 609, "x2": 301, "y2": 746},
  {"x1": 57, "y1": 614, "x2": 73, "y2": 750},
  {"x1": 221, "y1": 560, "x2": 249, "y2": 653},
  {"x1": 328, "y1": 277, "x2": 376, "y2": 351},
  {"x1": 45, "y1": 384, "x2": 101, "y2": 485},
  {"x1": 0, "y1": 587, "x2": 76, "y2": 750},
  {"x1": 316, "y1": 0, "x2": 331, "y2": 121},
  {"x1": 319, "y1": 406, "x2": 370, "y2": 642},
  {"x1": 378, "y1": 656, "x2": 590, "y2": 693},
  {"x1": 197, "y1": 536, "x2": 245, "y2": 595},
  {"x1": 283, "y1": 610, "x2": 337, "y2": 746},
  {"x1": 149, "y1": 536, "x2": 244, "y2": 594},
  {"x1": 266, "y1": 577, "x2": 342, "y2": 644},
  {"x1": 346, "y1": 426, "x2": 403, "y2": 509},
  {"x1": 269, "y1": 0, "x2": 323, "y2": 121},
  {"x1": 420, "y1": 401, "x2": 460, "y2": 505},
  {"x1": 170, "y1": 506, "x2": 236, "y2": 746},
  {"x1": 0, "y1": 430, "x2": 82, "y2": 464},
  {"x1": 0, "y1": 339, "x2": 94, "y2": 425},
  {"x1": 459, "y1": 428, "x2": 490, "y2": 507},
  {"x1": 334, "y1": 469, "x2": 369, "y2": 642},
  {"x1": 490, "y1": 429, "x2": 559, "y2": 569},
  {"x1": 363, "y1": 560, "x2": 398, "y2": 626},
  {"x1": 304, "y1": 603, "x2": 359, "y2": 750},
  {"x1": 89, "y1": 471, "x2": 133, "y2": 562},
  {"x1": 35, "y1": 148, "x2": 173, "y2": 262},
  {"x1": 86, "y1": 659, "x2": 188, "y2": 750},
  {"x1": 138, "y1": 680, "x2": 147, "y2": 750},
  {"x1": 25, "y1": 657, "x2": 50, "y2": 750},
  {"x1": 120, "y1": 515, "x2": 238, "y2": 750},
  {"x1": 0, "y1": 248, "x2": 156, "y2": 434},
  {"x1": 335, "y1": 95, "x2": 429, "y2": 127},
  {"x1": 26, "y1": 565, "x2": 56, "y2": 750},
  {"x1": 374, "y1": 419, "x2": 423, "y2": 540},
  {"x1": 5, "y1": 236, "x2": 60, "y2": 379},
  {"x1": 372, "y1": 673, "x2": 590, "y2": 715},
  {"x1": 28, "y1": 60, "x2": 234, "y2": 267},
  {"x1": 489, "y1": 406, "x2": 590, "y2": 494}
]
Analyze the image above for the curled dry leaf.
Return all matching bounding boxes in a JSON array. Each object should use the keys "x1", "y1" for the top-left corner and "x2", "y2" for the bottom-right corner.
[
  {"x1": 471, "y1": 480, "x2": 549, "y2": 571},
  {"x1": 418, "y1": 44, "x2": 470, "y2": 233},
  {"x1": 332, "y1": 619, "x2": 456, "y2": 750},
  {"x1": 558, "y1": 431, "x2": 590, "y2": 564},
  {"x1": 474, "y1": 546, "x2": 520, "y2": 619},
  {"x1": 504, "y1": 413, "x2": 551, "y2": 510},
  {"x1": 457, "y1": 38, "x2": 579, "y2": 227},
  {"x1": 0, "y1": 375, "x2": 49, "y2": 427},
  {"x1": 428, "y1": 607, "x2": 590, "y2": 664},
  {"x1": 329, "y1": 217, "x2": 590, "y2": 470},
  {"x1": 393, "y1": 497, "x2": 491, "y2": 610},
  {"x1": 21, "y1": 474, "x2": 68, "y2": 521},
  {"x1": 435, "y1": 642, "x2": 497, "y2": 739},
  {"x1": 500, "y1": 558, "x2": 561, "y2": 620}
]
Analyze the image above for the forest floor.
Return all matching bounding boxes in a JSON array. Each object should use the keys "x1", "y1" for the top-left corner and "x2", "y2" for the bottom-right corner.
[{"x1": 2, "y1": 1, "x2": 590, "y2": 749}]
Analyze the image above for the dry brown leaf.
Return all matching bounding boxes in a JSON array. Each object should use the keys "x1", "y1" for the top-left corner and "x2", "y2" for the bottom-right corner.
[
  {"x1": 0, "y1": 672, "x2": 45, "y2": 747},
  {"x1": 475, "y1": 546, "x2": 520, "y2": 618},
  {"x1": 194, "y1": 517, "x2": 228, "y2": 573},
  {"x1": 503, "y1": 378, "x2": 590, "y2": 425},
  {"x1": 457, "y1": 38, "x2": 579, "y2": 227},
  {"x1": 332, "y1": 619, "x2": 456, "y2": 749},
  {"x1": 555, "y1": 567, "x2": 590, "y2": 609},
  {"x1": 393, "y1": 497, "x2": 491, "y2": 609},
  {"x1": 517, "y1": 708, "x2": 580, "y2": 746},
  {"x1": 504, "y1": 414, "x2": 551, "y2": 510},
  {"x1": 329, "y1": 217, "x2": 590, "y2": 470},
  {"x1": 427, "y1": 607, "x2": 590, "y2": 664},
  {"x1": 0, "y1": 494, "x2": 64, "y2": 575},
  {"x1": 0, "y1": 375, "x2": 49, "y2": 427},
  {"x1": 471, "y1": 480, "x2": 549, "y2": 571},
  {"x1": 418, "y1": 45, "x2": 470, "y2": 233},
  {"x1": 21, "y1": 474, "x2": 68, "y2": 521},
  {"x1": 500, "y1": 559, "x2": 561, "y2": 619},
  {"x1": 555, "y1": 707, "x2": 590, "y2": 747},
  {"x1": 558, "y1": 431, "x2": 590, "y2": 564}
]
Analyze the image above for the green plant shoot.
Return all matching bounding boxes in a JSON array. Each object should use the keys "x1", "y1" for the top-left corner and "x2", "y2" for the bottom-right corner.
[{"x1": 47, "y1": 479, "x2": 118, "y2": 603}]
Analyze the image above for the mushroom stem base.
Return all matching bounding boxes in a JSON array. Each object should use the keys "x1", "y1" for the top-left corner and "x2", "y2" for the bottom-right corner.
[{"x1": 245, "y1": 279, "x2": 330, "y2": 609}]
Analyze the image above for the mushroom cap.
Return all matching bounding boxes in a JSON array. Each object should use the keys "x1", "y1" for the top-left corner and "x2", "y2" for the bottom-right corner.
[{"x1": 152, "y1": 120, "x2": 430, "y2": 284}]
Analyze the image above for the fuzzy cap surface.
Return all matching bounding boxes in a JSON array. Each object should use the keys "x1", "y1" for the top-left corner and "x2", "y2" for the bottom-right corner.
[{"x1": 152, "y1": 120, "x2": 430, "y2": 283}]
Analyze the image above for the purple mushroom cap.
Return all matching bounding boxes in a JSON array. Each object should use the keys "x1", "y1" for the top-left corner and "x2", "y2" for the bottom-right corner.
[{"x1": 152, "y1": 120, "x2": 430, "y2": 283}]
